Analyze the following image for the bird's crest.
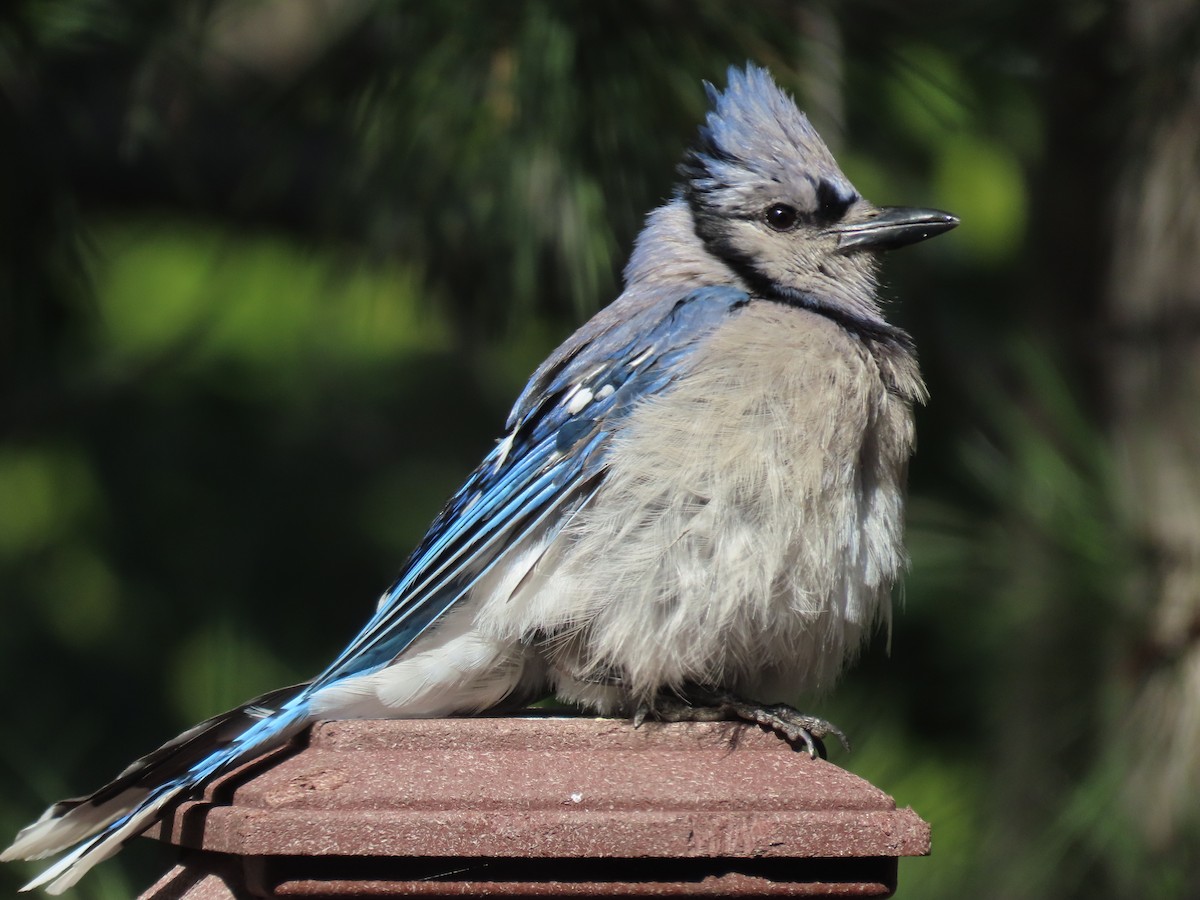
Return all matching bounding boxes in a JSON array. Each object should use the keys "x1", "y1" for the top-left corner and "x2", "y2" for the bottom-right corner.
[{"x1": 679, "y1": 64, "x2": 845, "y2": 211}]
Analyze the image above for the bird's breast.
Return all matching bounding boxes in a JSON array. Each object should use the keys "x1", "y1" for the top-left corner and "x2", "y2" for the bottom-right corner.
[{"x1": 500, "y1": 303, "x2": 922, "y2": 708}]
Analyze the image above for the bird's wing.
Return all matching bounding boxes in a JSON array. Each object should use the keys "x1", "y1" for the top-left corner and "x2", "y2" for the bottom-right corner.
[{"x1": 313, "y1": 285, "x2": 750, "y2": 688}]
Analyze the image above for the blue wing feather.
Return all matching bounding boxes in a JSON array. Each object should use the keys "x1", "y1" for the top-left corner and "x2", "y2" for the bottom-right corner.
[
  {"x1": 3, "y1": 284, "x2": 750, "y2": 896},
  {"x1": 313, "y1": 285, "x2": 750, "y2": 688}
]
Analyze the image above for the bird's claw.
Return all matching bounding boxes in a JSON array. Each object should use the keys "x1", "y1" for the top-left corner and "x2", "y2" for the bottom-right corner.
[
  {"x1": 735, "y1": 702, "x2": 850, "y2": 758},
  {"x1": 632, "y1": 703, "x2": 649, "y2": 729},
  {"x1": 631, "y1": 690, "x2": 849, "y2": 758}
]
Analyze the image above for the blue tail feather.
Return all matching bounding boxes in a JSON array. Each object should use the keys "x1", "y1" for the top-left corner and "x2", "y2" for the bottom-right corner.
[{"x1": 3, "y1": 685, "x2": 313, "y2": 894}]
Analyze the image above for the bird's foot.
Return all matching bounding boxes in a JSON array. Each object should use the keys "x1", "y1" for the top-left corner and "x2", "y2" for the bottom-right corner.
[{"x1": 632, "y1": 689, "x2": 849, "y2": 759}]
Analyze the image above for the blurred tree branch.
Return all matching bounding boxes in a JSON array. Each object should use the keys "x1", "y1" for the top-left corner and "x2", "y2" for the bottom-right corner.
[{"x1": 1106, "y1": 0, "x2": 1200, "y2": 857}]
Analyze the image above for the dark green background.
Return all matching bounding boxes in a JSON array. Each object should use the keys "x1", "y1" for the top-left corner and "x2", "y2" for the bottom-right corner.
[{"x1": 3, "y1": 2, "x2": 1198, "y2": 897}]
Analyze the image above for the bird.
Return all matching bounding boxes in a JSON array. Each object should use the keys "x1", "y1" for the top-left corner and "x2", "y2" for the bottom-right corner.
[{"x1": 3, "y1": 63, "x2": 956, "y2": 894}]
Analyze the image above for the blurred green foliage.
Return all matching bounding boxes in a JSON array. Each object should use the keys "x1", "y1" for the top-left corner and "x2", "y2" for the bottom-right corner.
[{"x1": 1, "y1": 1, "x2": 1194, "y2": 898}]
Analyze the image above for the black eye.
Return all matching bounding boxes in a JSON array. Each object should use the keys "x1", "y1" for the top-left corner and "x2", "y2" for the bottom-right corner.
[{"x1": 764, "y1": 203, "x2": 799, "y2": 232}]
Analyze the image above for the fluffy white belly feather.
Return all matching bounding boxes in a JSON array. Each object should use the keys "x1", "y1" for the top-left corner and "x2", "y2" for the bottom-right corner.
[{"x1": 314, "y1": 304, "x2": 921, "y2": 720}]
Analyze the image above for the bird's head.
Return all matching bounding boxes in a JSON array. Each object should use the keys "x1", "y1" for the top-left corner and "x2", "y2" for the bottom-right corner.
[{"x1": 679, "y1": 64, "x2": 956, "y2": 321}]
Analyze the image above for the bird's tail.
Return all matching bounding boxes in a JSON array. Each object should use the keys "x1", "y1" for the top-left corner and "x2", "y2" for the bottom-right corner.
[{"x1": 2, "y1": 682, "x2": 313, "y2": 895}]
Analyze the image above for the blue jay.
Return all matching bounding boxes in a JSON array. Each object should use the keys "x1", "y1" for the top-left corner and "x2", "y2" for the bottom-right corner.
[{"x1": 3, "y1": 63, "x2": 955, "y2": 893}]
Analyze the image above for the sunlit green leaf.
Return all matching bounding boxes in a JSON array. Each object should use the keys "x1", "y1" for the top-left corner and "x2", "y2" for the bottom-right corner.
[
  {"x1": 934, "y1": 135, "x2": 1027, "y2": 261},
  {"x1": 35, "y1": 545, "x2": 120, "y2": 647},
  {"x1": 95, "y1": 221, "x2": 451, "y2": 383},
  {"x1": 0, "y1": 447, "x2": 99, "y2": 559}
]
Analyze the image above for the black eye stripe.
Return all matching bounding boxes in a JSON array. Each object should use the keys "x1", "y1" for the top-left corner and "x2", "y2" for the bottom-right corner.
[
  {"x1": 815, "y1": 178, "x2": 857, "y2": 223},
  {"x1": 757, "y1": 179, "x2": 857, "y2": 232}
]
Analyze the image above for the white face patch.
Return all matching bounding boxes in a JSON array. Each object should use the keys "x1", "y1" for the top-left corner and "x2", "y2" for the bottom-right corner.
[{"x1": 565, "y1": 387, "x2": 594, "y2": 416}]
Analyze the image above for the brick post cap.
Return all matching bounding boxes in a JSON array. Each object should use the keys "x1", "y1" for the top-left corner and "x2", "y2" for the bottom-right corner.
[{"x1": 142, "y1": 716, "x2": 929, "y2": 898}]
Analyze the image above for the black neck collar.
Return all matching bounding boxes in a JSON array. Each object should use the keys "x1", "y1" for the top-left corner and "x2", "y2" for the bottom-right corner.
[{"x1": 686, "y1": 197, "x2": 914, "y2": 353}]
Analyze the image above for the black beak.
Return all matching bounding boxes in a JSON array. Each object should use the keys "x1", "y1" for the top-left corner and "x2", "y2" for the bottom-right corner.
[{"x1": 835, "y1": 206, "x2": 958, "y2": 253}]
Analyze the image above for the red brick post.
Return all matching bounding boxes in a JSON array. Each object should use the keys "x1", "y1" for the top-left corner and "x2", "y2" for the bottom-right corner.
[{"x1": 140, "y1": 718, "x2": 929, "y2": 898}]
